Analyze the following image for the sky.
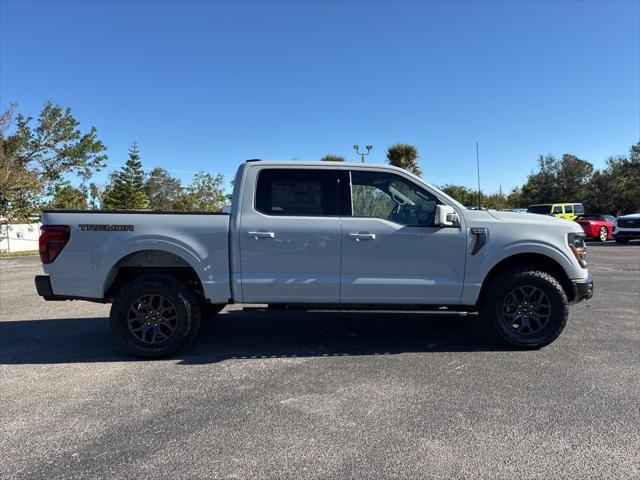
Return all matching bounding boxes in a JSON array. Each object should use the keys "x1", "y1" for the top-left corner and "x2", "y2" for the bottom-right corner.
[{"x1": 1, "y1": 0, "x2": 639, "y2": 194}]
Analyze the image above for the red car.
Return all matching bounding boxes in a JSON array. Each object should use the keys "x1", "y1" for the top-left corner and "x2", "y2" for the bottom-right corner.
[{"x1": 574, "y1": 214, "x2": 616, "y2": 242}]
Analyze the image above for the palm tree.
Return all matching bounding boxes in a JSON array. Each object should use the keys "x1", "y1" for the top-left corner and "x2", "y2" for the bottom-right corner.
[
  {"x1": 386, "y1": 144, "x2": 421, "y2": 176},
  {"x1": 320, "y1": 154, "x2": 345, "y2": 162}
]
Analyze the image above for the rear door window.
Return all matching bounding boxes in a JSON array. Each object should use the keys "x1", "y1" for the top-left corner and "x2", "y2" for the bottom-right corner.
[
  {"x1": 255, "y1": 169, "x2": 340, "y2": 216},
  {"x1": 553, "y1": 206, "x2": 562, "y2": 214}
]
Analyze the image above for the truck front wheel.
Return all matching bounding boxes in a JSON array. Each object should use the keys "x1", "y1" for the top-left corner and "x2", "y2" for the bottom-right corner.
[
  {"x1": 479, "y1": 268, "x2": 569, "y2": 348},
  {"x1": 110, "y1": 274, "x2": 202, "y2": 358}
]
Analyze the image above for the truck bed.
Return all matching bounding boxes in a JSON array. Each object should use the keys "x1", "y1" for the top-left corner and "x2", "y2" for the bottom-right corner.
[{"x1": 41, "y1": 210, "x2": 232, "y2": 303}]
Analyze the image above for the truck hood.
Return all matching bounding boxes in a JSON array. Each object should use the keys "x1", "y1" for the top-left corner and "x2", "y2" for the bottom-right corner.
[
  {"x1": 617, "y1": 212, "x2": 640, "y2": 220},
  {"x1": 463, "y1": 209, "x2": 582, "y2": 232}
]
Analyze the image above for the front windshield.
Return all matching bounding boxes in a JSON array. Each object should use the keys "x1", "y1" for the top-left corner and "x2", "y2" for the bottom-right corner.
[{"x1": 527, "y1": 205, "x2": 551, "y2": 214}]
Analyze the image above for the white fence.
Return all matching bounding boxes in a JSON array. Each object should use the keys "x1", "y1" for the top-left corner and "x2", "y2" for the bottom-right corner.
[{"x1": 0, "y1": 223, "x2": 41, "y2": 254}]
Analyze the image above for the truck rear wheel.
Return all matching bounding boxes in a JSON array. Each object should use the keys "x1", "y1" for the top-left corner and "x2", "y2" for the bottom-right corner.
[
  {"x1": 479, "y1": 268, "x2": 568, "y2": 348},
  {"x1": 110, "y1": 274, "x2": 202, "y2": 358}
]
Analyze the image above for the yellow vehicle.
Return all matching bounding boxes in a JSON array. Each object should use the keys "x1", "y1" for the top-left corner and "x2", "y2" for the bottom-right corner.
[{"x1": 526, "y1": 203, "x2": 585, "y2": 220}]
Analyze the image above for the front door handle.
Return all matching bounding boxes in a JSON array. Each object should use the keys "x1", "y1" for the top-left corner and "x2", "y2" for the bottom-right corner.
[
  {"x1": 348, "y1": 232, "x2": 376, "y2": 241},
  {"x1": 248, "y1": 231, "x2": 275, "y2": 239}
]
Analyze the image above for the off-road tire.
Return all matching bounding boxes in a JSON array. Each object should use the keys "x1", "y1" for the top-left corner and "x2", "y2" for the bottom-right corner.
[
  {"x1": 479, "y1": 267, "x2": 569, "y2": 349},
  {"x1": 110, "y1": 274, "x2": 202, "y2": 358}
]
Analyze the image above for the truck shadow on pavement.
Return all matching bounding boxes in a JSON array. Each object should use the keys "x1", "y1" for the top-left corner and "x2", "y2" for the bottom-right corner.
[{"x1": 0, "y1": 310, "x2": 514, "y2": 365}]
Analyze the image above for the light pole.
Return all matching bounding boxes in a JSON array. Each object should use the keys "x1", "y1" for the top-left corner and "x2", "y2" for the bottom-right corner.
[{"x1": 353, "y1": 144, "x2": 372, "y2": 163}]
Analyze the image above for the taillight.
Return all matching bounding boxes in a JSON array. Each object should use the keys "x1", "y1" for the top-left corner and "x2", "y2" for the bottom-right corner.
[{"x1": 39, "y1": 225, "x2": 70, "y2": 264}]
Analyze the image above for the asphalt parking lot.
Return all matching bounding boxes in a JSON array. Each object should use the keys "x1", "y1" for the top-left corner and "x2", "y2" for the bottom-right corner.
[{"x1": 1, "y1": 244, "x2": 639, "y2": 480}]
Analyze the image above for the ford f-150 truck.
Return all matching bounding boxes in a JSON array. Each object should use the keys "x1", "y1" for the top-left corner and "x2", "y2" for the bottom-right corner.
[{"x1": 36, "y1": 160, "x2": 593, "y2": 357}]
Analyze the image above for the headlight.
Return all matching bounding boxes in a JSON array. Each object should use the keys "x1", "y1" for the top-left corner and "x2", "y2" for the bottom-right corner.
[{"x1": 568, "y1": 232, "x2": 587, "y2": 268}]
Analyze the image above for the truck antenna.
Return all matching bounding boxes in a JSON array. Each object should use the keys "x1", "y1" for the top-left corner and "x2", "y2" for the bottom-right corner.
[{"x1": 476, "y1": 141, "x2": 481, "y2": 210}]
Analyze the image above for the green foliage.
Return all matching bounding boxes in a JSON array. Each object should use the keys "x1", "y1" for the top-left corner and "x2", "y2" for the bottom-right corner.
[
  {"x1": 89, "y1": 183, "x2": 101, "y2": 210},
  {"x1": 515, "y1": 144, "x2": 639, "y2": 214},
  {"x1": 48, "y1": 183, "x2": 88, "y2": 210},
  {"x1": 102, "y1": 143, "x2": 149, "y2": 210},
  {"x1": 173, "y1": 172, "x2": 226, "y2": 212},
  {"x1": 604, "y1": 144, "x2": 640, "y2": 214},
  {"x1": 586, "y1": 143, "x2": 640, "y2": 214},
  {"x1": 0, "y1": 101, "x2": 106, "y2": 220},
  {"x1": 520, "y1": 154, "x2": 594, "y2": 207},
  {"x1": 144, "y1": 167, "x2": 182, "y2": 210},
  {"x1": 320, "y1": 154, "x2": 345, "y2": 162},
  {"x1": 386, "y1": 144, "x2": 421, "y2": 176},
  {"x1": 440, "y1": 184, "x2": 478, "y2": 207},
  {"x1": 556, "y1": 154, "x2": 594, "y2": 201},
  {"x1": 520, "y1": 155, "x2": 560, "y2": 205}
]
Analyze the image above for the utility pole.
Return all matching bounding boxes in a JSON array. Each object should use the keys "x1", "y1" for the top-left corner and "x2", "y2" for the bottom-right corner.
[
  {"x1": 476, "y1": 141, "x2": 481, "y2": 210},
  {"x1": 353, "y1": 144, "x2": 373, "y2": 163}
]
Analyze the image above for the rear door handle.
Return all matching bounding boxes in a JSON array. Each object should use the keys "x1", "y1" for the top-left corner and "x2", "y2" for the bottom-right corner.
[
  {"x1": 348, "y1": 232, "x2": 376, "y2": 241},
  {"x1": 248, "y1": 231, "x2": 275, "y2": 239}
]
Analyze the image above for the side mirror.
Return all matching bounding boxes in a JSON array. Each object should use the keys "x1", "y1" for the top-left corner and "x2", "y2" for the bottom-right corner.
[{"x1": 435, "y1": 205, "x2": 460, "y2": 227}]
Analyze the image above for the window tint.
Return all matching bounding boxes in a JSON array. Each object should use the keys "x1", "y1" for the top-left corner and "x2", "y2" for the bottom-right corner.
[
  {"x1": 527, "y1": 205, "x2": 552, "y2": 214},
  {"x1": 553, "y1": 206, "x2": 562, "y2": 214},
  {"x1": 255, "y1": 169, "x2": 339, "y2": 216},
  {"x1": 565, "y1": 205, "x2": 573, "y2": 214},
  {"x1": 574, "y1": 204, "x2": 584, "y2": 214},
  {"x1": 350, "y1": 171, "x2": 438, "y2": 226}
]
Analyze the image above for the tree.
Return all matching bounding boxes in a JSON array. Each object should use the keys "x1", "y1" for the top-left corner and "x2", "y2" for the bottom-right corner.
[
  {"x1": 583, "y1": 169, "x2": 616, "y2": 214},
  {"x1": 320, "y1": 154, "x2": 345, "y2": 162},
  {"x1": 591, "y1": 142, "x2": 640, "y2": 214},
  {"x1": 144, "y1": 167, "x2": 182, "y2": 210},
  {"x1": 440, "y1": 184, "x2": 477, "y2": 207},
  {"x1": 0, "y1": 105, "x2": 40, "y2": 221},
  {"x1": 386, "y1": 144, "x2": 421, "y2": 176},
  {"x1": 89, "y1": 182, "x2": 101, "y2": 210},
  {"x1": 556, "y1": 154, "x2": 594, "y2": 201},
  {"x1": 102, "y1": 143, "x2": 149, "y2": 210},
  {"x1": 173, "y1": 172, "x2": 226, "y2": 212},
  {"x1": 506, "y1": 187, "x2": 524, "y2": 209},
  {"x1": 48, "y1": 183, "x2": 88, "y2": 210},
  {"x1": 519, "y1": 153, "x2": 594, "y2": 207},
  {"x1": 0, "y1": 101, "x2": 106, "y2": 220},
  {"x1": 520, "y1": 155, "x2": 560, "y2": 206}
]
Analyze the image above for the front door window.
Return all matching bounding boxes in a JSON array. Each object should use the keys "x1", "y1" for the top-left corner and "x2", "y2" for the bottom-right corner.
[{"x1": 350, "y1": 171, "x2": 438, "y2": 226}]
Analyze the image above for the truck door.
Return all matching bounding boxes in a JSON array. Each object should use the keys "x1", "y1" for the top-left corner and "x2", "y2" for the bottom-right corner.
[
  {"x1": 339, "y1": 169, "x2": 467, "y2": 305},
  {"x1": 239, "y1": 167, "x2": 342, "y2": 303}
]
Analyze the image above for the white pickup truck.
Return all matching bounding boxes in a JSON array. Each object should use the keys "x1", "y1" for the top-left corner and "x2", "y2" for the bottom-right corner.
[{"x1": 36, "y1": 160, "x2": 593, "y2": 357}]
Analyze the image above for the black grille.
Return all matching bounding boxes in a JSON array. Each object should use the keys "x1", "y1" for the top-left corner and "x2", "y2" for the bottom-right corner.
[{"x1": 618, "y1": 219, "x2": 640, "y2": 228}]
